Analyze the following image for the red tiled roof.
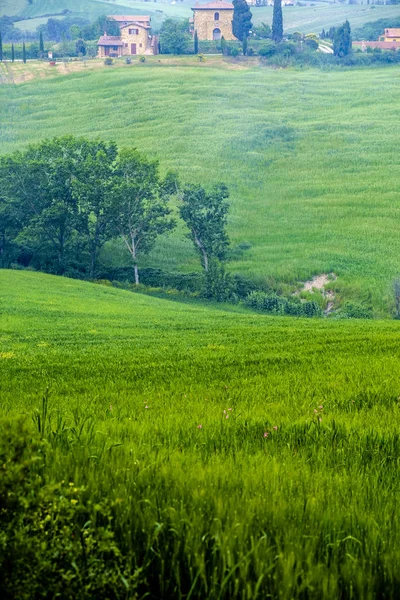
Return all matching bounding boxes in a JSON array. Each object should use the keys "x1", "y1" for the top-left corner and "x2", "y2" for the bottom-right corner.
[
  {"x1": 192, "y1": 2, "x2": 234, "y2": 10},
  {"x1": 97, "y1": 36, "x2": 124, "y2": 46},
  {"x1": 108, "y1": 15, "x2": 150, "y2": 22},
  {"x1": 353, "y1": 41, "x2": 400, "y2": 49}
]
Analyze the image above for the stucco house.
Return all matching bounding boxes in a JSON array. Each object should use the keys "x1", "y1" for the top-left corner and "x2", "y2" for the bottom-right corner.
[
  {"x1": 191, "y1": 1, "x2": 237, "y2": 41},
  {"x1": 97, "y1": 15, "x2": 158, "y2": 57},
  {"x1": 381, "y1": 28, "x2": 400, "y2": 42}
]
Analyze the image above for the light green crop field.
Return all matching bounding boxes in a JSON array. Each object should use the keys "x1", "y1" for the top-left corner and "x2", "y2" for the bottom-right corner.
[
  {"x1": 1, "y1": 269, "x2": 400, "y2": 597},
  {"x1": 1, "y1": 61, "x2": 400, "y2": 313}
]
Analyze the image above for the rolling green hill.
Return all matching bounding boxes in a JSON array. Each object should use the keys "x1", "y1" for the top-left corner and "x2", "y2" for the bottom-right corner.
[
  {"x1": 3, "y1": 0, "x2": 400, "y2": 34},
  {"x1": 2, "y1": 269, "x2": 400, "y2": 597},
  {"x1": 1, "y1": 62, "x2": 400, "y2": 313}
]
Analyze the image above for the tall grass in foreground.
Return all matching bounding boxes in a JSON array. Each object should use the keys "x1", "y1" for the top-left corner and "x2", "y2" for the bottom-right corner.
[{"x1": 2, "y1": 270, "x2": 400, "y2": 598}]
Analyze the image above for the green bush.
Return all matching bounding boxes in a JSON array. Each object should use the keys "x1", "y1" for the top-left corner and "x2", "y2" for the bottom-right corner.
[
  {"x1": 245, "y1": 291, "x2": 323, "y2": 318},
  {"x1": 0, "y1": 419, "x2": 136, "y2": 599},
  {"x1": 104, "y1": 57, "x2": 113, "y2": 66},
  {"x1": 339, "y1": 301, "x2": 372, "y2": 319},
  {"x1": 258, "y1": 41, "x2": 277, "y2": 57}
]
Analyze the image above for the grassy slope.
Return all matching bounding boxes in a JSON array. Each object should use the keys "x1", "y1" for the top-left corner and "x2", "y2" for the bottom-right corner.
[
  {"x1": 2, "y1": 269, "x2": 400, "y2": 597},
  {"x1": 4, "y1": 0, "x2": 400, "y2": 33},
  {"x1": 1, "y1": 61, "x2": 400, "y2": 312}
]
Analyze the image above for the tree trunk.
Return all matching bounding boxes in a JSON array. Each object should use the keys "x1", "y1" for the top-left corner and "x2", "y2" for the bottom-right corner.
[
  {"x1": 194, "y1": 232, "x2": 208, "y2": 272},
  {"x1": 132, "y1": 234, "x2": 140, "y2": 284}
]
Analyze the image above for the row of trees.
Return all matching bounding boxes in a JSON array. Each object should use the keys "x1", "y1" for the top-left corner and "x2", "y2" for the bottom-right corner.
[{"x1": 0, "y1": 137, "x2": 230, "y2": 286}]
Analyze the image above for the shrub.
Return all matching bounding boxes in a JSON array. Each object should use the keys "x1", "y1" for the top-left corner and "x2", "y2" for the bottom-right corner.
[
  {"x1": 340, "y1": 301, "x2": 372, "y2": 319},
  {"x1": 125, "y1": 57, "x2": 132, "y2": 64},
  {"x1": 104, "y1": 57, "x2": 113, "y2": 66},
  {"x1": 259, "y1": 41, "x2": 277, "y2": 57},
  {"x1": 245, "y1": 291, "x2": 322, "y2": 318},
  {"x1": 139, "y1": 56, "x2": 145, "y2": 63},
  {"x1": 230, "y1": 47, "x2": 240, "y2": 58},
  {"x1": 0, "y1": 419, "x2": 137, "y2": 598}
]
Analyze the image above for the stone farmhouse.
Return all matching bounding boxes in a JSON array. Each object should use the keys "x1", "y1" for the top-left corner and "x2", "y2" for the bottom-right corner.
[
  {"x1": 191, "y1": 1, "x2": 237, "y2": 41},
  {"x1": 353, "y1": 28, "x2": 400, "y2": 51},
  {"x1": 97, "y1": 15, "x2": 158, "y2": 57}
]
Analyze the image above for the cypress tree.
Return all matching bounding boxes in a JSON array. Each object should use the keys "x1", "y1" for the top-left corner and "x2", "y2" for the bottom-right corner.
[
  {"x1": 194, "y1": 30, "x2": 198, "y2": 54},
  {"x1": 0, "y1": 32, "x2": 3, "y2": 62},
  {"x1": 11, "y1": 43, "x2": 14, "y2": 62},
  {"x1": 232, "y1": 0, "x2": 252, "y2": 42},
  {"x1": 333, "y1": 20, "x2": 352, "y2": 57},
  {"x1": 221, "y1": 36, "x2": 226, "y2": 55},
  {"x1": 242, "y1": 35, "x2": 248, "y2": 55},
  {"x1": 22, "y1": 42, "x2": 27, "y2": 64},
  {"x1": 39, "y1": 31, "x2": 44, "y2": 54},
  {"x1": 272, "y1": 0, "x2": 283, "y2": 43}
]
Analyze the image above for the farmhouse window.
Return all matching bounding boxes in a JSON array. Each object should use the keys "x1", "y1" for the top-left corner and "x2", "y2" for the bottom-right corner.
[
  {"x1": 129, "y1": 28, "x2": 139, "y2": 35},
  {"x1": 139, "y1": 43, "x2": 142, "y2": 47},
  {"x1": 214, "y1": 12, "x2": 219, "y2": 20}
]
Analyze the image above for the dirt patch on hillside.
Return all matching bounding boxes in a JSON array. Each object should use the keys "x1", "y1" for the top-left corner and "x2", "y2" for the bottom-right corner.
[{"x1": 299, "y1": 273, "x2": 337, "y2": 314}]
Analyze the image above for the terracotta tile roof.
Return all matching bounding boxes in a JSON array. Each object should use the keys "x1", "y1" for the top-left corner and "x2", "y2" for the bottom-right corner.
[
  {"x1": 97, "y1": 35, "x2": 124, "y2": 46},
  {"x1": 353, "y1": 41, "x2": 400, "y2": 49},
  {"x1": 192, "y1": 1, "x2": 234, "y2": 10},
  {"x1": 108, "y1": 15, "x2": 150, "y2": 22}
]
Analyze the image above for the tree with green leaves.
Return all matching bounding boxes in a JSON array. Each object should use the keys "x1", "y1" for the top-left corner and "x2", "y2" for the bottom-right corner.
[
  {"x1": 0, "y1": 32, "x2": 3, "y2": 62},
  {"x1": 39, "y1": 31, "x2": 44, "y2": 54},
  {"x1": 70, "y1": 141, "x2": 118, "y2": 277},
  {"x1": 22, "y1": 42, "x2": 26, "y2": 63},
  {"x1": 159, "y1": 19, "x2": 190, "y2": 54},
  {"x1": 179, "y1": 183, "x2": 230, "y2": 272},
  {"x1": 272, "y1": 0, "x2": 283, "y2": 43},
  {"x1": 221, "y1": 35, "x2": 226, "y2": 55},
  {"x1": 194, "y1": 30, "x2": 198, "y2": 54},
  {"x1": 0, "y1": 137, "x2": 116, "y2": 275},
  {"x1": 109, "y1": 149, "x2": 177, "y2": 284},
  {"x1": 242, "y1": 35, "x2": 248, "y2": 55},
  {"x1": 11, "y1": 43, "x2": 14, "y2": 62},
  {"x1": 232, "y1": 0, "x2": 252, "y2": 42},
  {"x1": 333, "y1": 20, "x2": 352, "y2": 57}
]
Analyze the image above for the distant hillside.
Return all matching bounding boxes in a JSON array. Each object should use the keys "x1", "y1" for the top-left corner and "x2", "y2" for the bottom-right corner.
[{"x1": 3, "y1": 0, "x2": 400, "y2": 34}]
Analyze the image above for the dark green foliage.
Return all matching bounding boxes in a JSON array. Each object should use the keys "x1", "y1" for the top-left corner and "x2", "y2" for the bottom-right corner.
[
  {"x1": 272, "y1": 0, "x2": 283, "y2": 43},
  {"x1": 253, "y1": 22, "x2": 271, "y2": 39},
  {"x1": 194, "y1": 30, "x2": 198, "y2": 54},
  {"x1": 232, "y1": 0, "x2": 253, "y2": 42},
  {"x1": 180, "y1": 183, "x2": 230, "y2": 272},
  {"x1": 220, "y1": 35, "x2": 226, "y2": 55},
  {"x1": 203, "y1": 259, "x2": 237, "y2": 302},
  {"x1": 109, "y1": 149, "x2": 176, "y2": 284},
  {"x1": 333, "y1": 20, "x2": 352, "y2": 57},
  {"x1": 258, "y1": 40, "x2": 278, "y2": 56},
  {"x1": 339, "y1": 301, "x2": 372, "y2": 319},
  {"x1": 159, "y1": 19, "x2": 191, "y2": 54},
  {"x1": 242, "y1": 35, "x2": 248, "y2": 55},
  {"x1": 0, "y1": 138, "x2": 176, "y2": 282},
  {"x1": 393, "y1": 278, "x2": 400, "y2": 319},
  {"x1": 22, "y1": 41, "x2": 26, "y2": 63},
  {"x1": 75, "y1": 38, "x2": 86, "y2": 56},
  {"x1": 0, "y1": 32, "x2": 3, "y2": 62},
  {"x1": 246, "y1": 291, "x2": 323, "y2": 317},
  {"x1": 39, "y1": 30, "x2": 44, "y2": 53},
  {"x1": 0, "y1": 419, "x2": 136, "y2": 599},
  {"x1": 304, "y1": 37, "x2": 318, "y2": 50},
  {"x1": 11, "y1": 43, "x2": 14, "y2": 62}
]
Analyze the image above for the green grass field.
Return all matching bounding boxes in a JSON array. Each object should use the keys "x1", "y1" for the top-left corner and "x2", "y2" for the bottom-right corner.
[
  {"x1": 1, "y1": 60, "x2": 400, "y2": 313},
  {"x1": 2, "y1": 269, "x2": 400, "y2": 597}
]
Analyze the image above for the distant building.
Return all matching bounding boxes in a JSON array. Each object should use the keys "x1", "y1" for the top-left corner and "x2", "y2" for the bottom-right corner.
[
  {"x1": 191, "y1": 2, "x2": 237, "y2": 41},
  {"x1": 381, "y1": 28, "x2": 400, "y2": 42},
  {"x1": 97, "y1": 16, "x2": 158, "y2": 57}
]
